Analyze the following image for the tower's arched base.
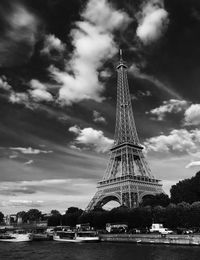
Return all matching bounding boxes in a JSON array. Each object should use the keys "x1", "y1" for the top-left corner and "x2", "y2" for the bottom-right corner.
[{"x1": 86, "y1": 175, "x2": 162, "y2": 211}]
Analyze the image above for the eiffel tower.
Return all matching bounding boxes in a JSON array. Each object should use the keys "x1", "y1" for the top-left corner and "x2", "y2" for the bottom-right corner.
[{"x1": 86, "y1": 50, "x2": 162, "y2": 211}]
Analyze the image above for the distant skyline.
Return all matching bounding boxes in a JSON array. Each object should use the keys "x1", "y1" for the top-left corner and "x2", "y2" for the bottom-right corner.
[{"x1": 1, "y1": 0, "x2": 200, "y2": 214}]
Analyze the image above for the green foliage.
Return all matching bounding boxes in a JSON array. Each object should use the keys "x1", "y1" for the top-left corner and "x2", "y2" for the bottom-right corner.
[
  {"x1": 0, "y1": 212, "x2": 4, "y2": 223},
  {"x1": 51, "y1": 210, "x2": 61, "y2": 216},
  {"x1": 171, "y1": 171, "x2": 200, "y2": 204},
  {"x1": 66, "y1": 207, "x2": 80, "y2": 214},
  {"x1": 62, "y1": 207, "x2": 83, "y2": 227},
  {"x1": 16, "y1": 211, "x2": 28, "y2": 223},
  {"x1": 26, "y1": 209, "x2": 42, "y2": 222},
  {"x1": 141, "y1": 193, "x2": 170, "y2": 207}
]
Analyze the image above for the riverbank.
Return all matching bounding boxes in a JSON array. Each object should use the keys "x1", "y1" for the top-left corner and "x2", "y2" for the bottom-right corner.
[{"x1": 100, "y1": 233, "x2": 200, "y2": 246}]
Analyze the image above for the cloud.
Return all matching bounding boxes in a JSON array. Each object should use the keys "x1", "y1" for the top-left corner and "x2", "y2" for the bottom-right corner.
[
  {"x1": 137, "y1": 90, "x2": 152, "y2": 97},
  {"x1": 0, "y1": 3, "x2": 40, "y2": 67},
  {"x1": 3, "y1": 200, "x2": 44, "y2": 208},
  {"x1": 185, "y1": 161, "x2": 200, "y2": 169},
  {"x1": 10, "y1": 147, "x2": 53, "y2": 154},
  {"x1": 93, "y1": 110, "x2": 107, "y2": 124},
  {"x1": 49, "y1": 0, "x2": 130, "y2": 105},
  {"x1": 6, "y1": 78, "x2": 53, "y2": 108},
  {"x1": 9, "y1": 154, "x2": 18, "y2": 159},
  {"x1": 24, "y1": 160, "x2": 34, "y2": 166},
  {"x1": 0, "y1": 178, "x2": 97, "y2": 212},
  {"x1": 69, "y1": 145, "x2": 82, "y2": 151},
  {"x1": 0, "y1": 179, "x2": 70, "y2": 197},
  {"x1": 144, "y1": 129, "x2": 200, "y2": 154},
  {"x1": 136, "y1": 0, "x2": 169, "y2": 45},
  {"x1": 40, "y1": 34, "x2": 66, "y2": 59},
  {"x1": 69, "y1": 125, "x2": 113, "y2": 153},
  {"x1": 29, "y1": 79, "x2": 53, "y2": 102},
  {"x1": 148, "y1": 99, "x2": 189, "y2": 120},
  {"x1": 9, "y1": 92, "x2": 30, "y2": 107},
  {"x1": 99, "y1": 70, "x2": 111, "y2": 78},
  {"x1": 184, "y1": 104, "x2": 200, "y2": 126},
  {"x1": 129, "y1": 64, "x2": 181, "y2": 99},
  {"x1": 0, "y1": 76, "x2": 12, "y2": 91}
]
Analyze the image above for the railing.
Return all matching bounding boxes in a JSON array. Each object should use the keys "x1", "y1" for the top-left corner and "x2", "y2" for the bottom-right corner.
[{"x1": 98, "y1": 175, "x2": 161, "y2": 187}]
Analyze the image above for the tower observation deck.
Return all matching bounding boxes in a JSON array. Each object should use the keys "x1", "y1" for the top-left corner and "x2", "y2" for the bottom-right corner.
[{"x1": 86, "y1": 50, "x2": 162, "y2": 211}]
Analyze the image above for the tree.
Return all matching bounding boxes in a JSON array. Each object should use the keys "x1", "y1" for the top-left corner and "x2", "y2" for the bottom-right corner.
[
  {"x1": 141, "y1": 193, "x2": 170, "y2": 207},
  {"x1": 16, "y1": 211, "x2": 27, "y2": 223},
  {"x1": 62, "y1": 207, "x2": 83, "y2": 227},
  {"x1": 190, "y1": 202, "x2": 200, "y2": 227},
  {"x1": 26, "y1": 209, "x2": 42, "y2": 222},
  {"x1": 152, "y1": 206, "x2": 166, "y2": 224},
  {"x1": 171, "y1": 171, "x2": 200, "y2": 204},
  {"x1": 0, "y1": 212, "x2": 4, "y2": 223},
  {"x1": 66, "y1": 207, "x2": 80, "y2": 214},
  {"x1": 51, "y1": 210, "x2": 61, "y2": 216}
]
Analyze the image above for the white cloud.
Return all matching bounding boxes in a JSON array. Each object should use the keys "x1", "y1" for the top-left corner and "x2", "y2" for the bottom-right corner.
[
  {"x1": 93, "y1": 110, "x2": 106, "y2": 124},
  {"x1": 136, "y1": 0, "x2": 169, "y2": 45},
  {"x1": 4, "y1": 199, "x2": 43, "y2": 207},
  {"x1": 9, "y1": 92, "x2": 30, "y2": 106},
  {"x1": 9, "y1": 154, "x2": 18, "y2": 159},
  {"x1": 185, "y1": 161, "x2": 200, "y2": 169},
  {"x1": 24, "y1": 160, "x2": 34, "y2": 165},
  {"x1": 49, "y1": 0, "x2": 130, "y2": 105},
  {"x1": 99, "y1": 70, "x2": 111, "y2": 78},
  {"x1": 83, "y1": 0, "x2": 130, "y2": 31},
  {"x1": 69, "y1": 145, "x2": 82, "y2": 151},
  {"x1": 10, "y1": 147, "x2": 53, "y2": 154},
  {"x1": 30, "y1": 88, "x2": 53, "y2": 102},
  {"x1": 148, "y1": 99, "x2": 189, "y2": 120},
  {"x1": 184, "y1": 104, "x2": 200, "y2": 126},
  {"x1": 7, "y1": 79, "x2": 53, "y2": 108},
  {"x1": 40, "y1": 34, "x2": 66, "y2": 57},
  {"x1": 29, "y1": 79, "x2": 53, "y2": 102},
  {"x1": 69, "y1": 125, "x2": 113, "y2": 153},
  {"x1": 144, "y1": 129, "x2": 200, "y2": 154},
  {"x1": 0, "y1": 76, "x2": 12, "y2": 91}
]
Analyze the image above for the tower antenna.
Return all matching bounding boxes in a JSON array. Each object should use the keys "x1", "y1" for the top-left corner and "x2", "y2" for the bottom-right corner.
[{"x1": 120, "y1": 49, "x2": 123, "y2": 60}]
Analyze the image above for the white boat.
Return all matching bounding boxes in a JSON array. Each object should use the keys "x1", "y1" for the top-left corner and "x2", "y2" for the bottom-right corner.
[
  {"x1": 53, "y1": 230, "x2": 99, "y2": 243},
  {"x1": 76, "y1": 231, "x2": 99, "y2": 242},
  {"x1": 0, "y1": 230, "x2": 33, "y2": 242}
]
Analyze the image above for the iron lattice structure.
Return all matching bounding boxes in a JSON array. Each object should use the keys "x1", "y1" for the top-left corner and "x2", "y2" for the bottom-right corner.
[{"x1": 86, "y1": 51, "x2": 162, "y2": 211}]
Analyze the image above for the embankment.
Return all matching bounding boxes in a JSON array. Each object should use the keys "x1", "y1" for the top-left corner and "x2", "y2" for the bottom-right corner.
[{"x1": 100, "y1": 234, "x2": 200, "y2": 246}]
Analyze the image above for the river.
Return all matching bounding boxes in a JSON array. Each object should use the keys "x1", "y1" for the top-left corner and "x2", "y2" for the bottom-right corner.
[{"x1": 0, "y1": 242, "x2": 200, "y2": 260}]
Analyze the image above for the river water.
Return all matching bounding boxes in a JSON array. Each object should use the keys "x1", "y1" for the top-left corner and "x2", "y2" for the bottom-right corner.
[{"x1": 0, "y1": 242, "x2": 200, "y2": 260}]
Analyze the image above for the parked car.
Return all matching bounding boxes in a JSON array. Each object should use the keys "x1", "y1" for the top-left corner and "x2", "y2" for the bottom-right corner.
[
  {"x1": 150, "y1": 223, "x2": 173, "y2": 234},
  {"x1": 176, "y1": 228, "x2": 193, "y2": 235}
]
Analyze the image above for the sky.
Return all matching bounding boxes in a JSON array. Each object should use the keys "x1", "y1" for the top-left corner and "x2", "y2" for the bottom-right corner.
[{"x1": 1, "y1": 0, "x2": 200, "y2": 214}]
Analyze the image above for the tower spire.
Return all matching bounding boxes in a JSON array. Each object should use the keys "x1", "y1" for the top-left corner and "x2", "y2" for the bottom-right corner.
[{"x1": 114, "y1": 50, "x2": 139, "y2": 146}]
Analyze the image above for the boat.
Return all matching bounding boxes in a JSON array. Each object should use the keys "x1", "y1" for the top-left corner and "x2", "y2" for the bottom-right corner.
[
  {"x1": 76, "y1": 231, "x2": 100, "y2": 242},
  {"x1": 0, "y1": 230, "x2": 33, "y2": 242},
  {"x1": 53, "y1": 230, "x2": 99, "y2": 242}
]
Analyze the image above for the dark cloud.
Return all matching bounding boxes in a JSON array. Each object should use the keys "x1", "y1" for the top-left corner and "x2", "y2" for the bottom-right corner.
[{"x1": 0, "y1": 1, "x2": 42, "y2": 67}]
